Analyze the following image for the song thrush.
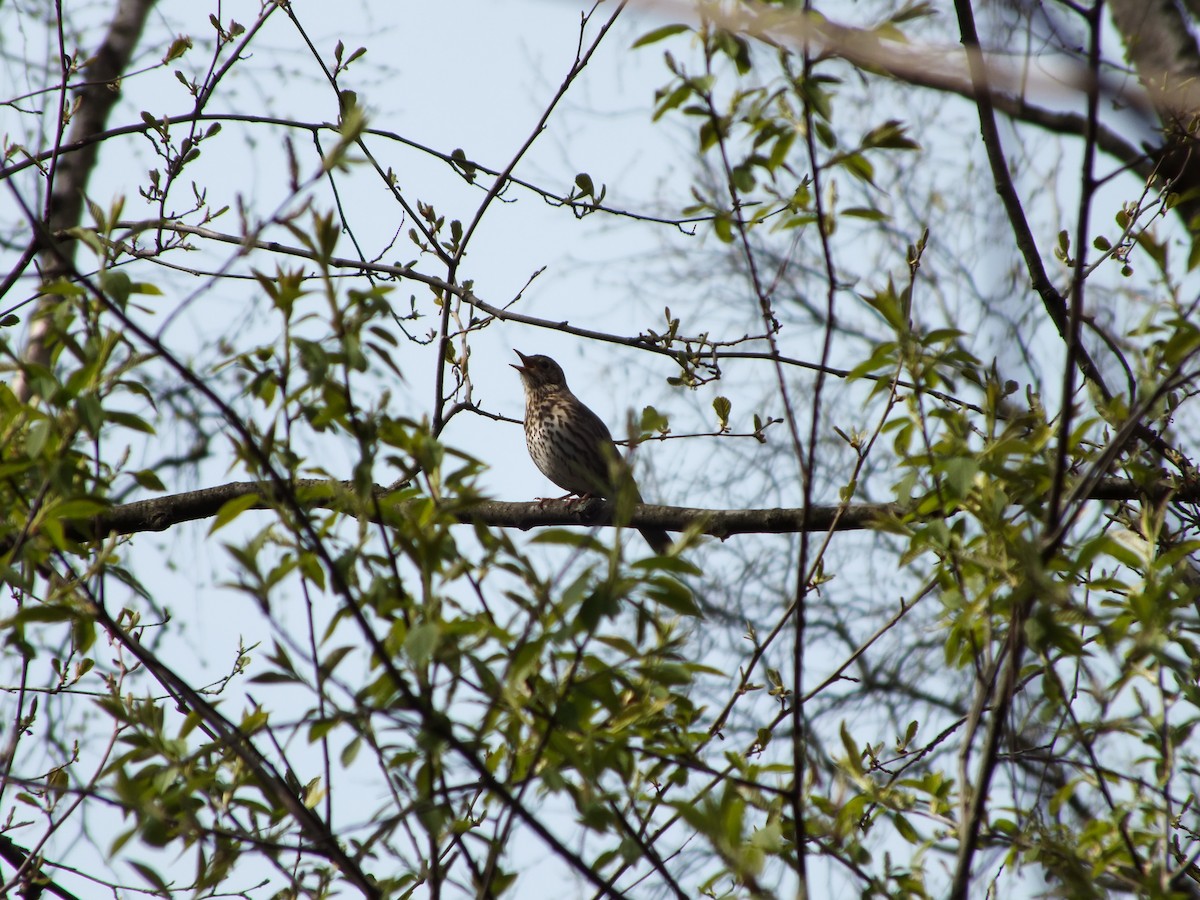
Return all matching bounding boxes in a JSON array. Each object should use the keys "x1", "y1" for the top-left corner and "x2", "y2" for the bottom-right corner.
[{"x1": 512, "y1": 350, "x2": 672, "y2": 555}]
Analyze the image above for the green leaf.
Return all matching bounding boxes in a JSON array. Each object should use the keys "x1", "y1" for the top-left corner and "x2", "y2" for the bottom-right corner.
[
  {"x1": 49, "y1": 498, "x2": 108, "y2": 520},
  {"x1": 530, "y1": 529, "x2": 607, "y2": 552},
  {"x1": 1188, "y1": 236, "x2": 1200, "y2": 271},
  {"x1": 129, "y1": 861, "x2": 171, "y2": 893},
  {"x1": 730, "y1": 165, "x2": 755, "y2": 193},
  {"x1": 1056, "y1": 229, "x2": 1070, "y2": 261},
  {"x1": 842, "y1": 206, "x2": 887, "y2": 221},
  {"x1": 132, "y1": 469, "x2": 166, "y2": 492},
  {"x1": 867, "y1": 122, "x2": 921, "y2": 151},
  {"x1": 1134, "y1": 229, "x2": 1168, "y2": 270},
  {"x1": 634, "y1": 554, "x2": 701, "y2": 577},
  {"x1": 892, "y1": 1, "x2": 936, "y2": 23},
  {"x1": 842, "y1": 152, "x2": 876, "y2": 185},
  {"x1": 209, "y1": 493, "x2": 261, "y2": 535},
  {"x1": 893, "y1": 811, "x2": 920, "y2": 843},
  {"x1": 644, "y1": 576, "x2": 702, "y2": 617},
  {"x1": 652, "y1": 83, "x2": 692, "y2": 120},
  {"x1": 713, "y1": 211, "x2": 734, "y2": 243},
  {"x1": 249, "y1": 671, "x2": 301, "y2": 685},
  {"x1": 640, "y1": 405, "x2": 670, "y2": 435},
  {"x1": 101, "y1": 270, "x2": 132, "y2": 305},
  {"x1": 940, "y1": 457, "x2": 977, "y2": 498},
  {"x1": 405, "y1": 622, "x2": 440, "y2": 668},
  {"x1": 864, "y1": 288, "x2": 906, "y2": 331},
  {"x1": 25, "y1": 419, "x2": 51, "y2": 458},
  {"x1": 41, "y1": 277, "x2": 87, "y2": 298},
  {"x1": 164, "y1": 35, "x2": 192, "y2": 63},
  {"x1": 105, "y1": 411, "x2": 156, "y2": 435},
  {"x1": 840, "y1": 722, "x2": 864, "y2": 775},
  {"x1": 815, "y1": 119, "x2": 837, "y2": 148},
  {"x1": 631, "y1": 23, "x2": 690, "y2": 48},
  {"x1": 12, "y1": 604, "x2": 76, "y2": 625}
]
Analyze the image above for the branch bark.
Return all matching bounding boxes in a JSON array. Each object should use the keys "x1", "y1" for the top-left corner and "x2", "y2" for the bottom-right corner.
[
  {"x1": 84, "y1": 479, "x2": 899, "y2": 540},
  {"x1": 23, "y1": 475, "x2": 1194, "y2": 544}
]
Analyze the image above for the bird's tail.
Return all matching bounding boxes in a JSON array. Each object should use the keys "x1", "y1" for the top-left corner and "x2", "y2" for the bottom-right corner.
[
  {"x1": 638, "y1": 526, "x2": 672, "y2": 555},
  {"x1": 615, "y1": 459, "x2": 672, "y2": 555}
]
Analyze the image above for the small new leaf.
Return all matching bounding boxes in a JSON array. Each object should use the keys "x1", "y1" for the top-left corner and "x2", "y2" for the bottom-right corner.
[
  {"x1": 163, "y1": 35, "x2": 192, "y2": 63},
  {"x1": 713, "y1": 396, "x2": 731, "y2": 430}
]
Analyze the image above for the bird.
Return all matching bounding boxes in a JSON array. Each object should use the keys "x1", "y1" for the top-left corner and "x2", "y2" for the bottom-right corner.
[{"x1": 511, "y1": 349, "x2": 672, "y2": 555}]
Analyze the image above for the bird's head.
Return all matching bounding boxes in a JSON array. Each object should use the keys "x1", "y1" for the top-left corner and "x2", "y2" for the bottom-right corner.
[{"x1": 512, "y1": 350, "x2": 568, "y2": 392}]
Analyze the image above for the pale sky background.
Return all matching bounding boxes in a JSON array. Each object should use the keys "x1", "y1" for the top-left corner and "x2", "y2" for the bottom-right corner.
[{"x1": 0, "y1": 0, "x2": 1170, "y2": 896}]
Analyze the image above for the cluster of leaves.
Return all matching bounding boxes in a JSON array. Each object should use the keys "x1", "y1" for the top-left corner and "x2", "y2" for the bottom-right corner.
[
  {"x1": 628, "y1": 3, "x2": 1200, "y2": 898},
  {"x1": 0, "y1": 201, "x2": 722, "y2": 897},
  {"x1": 638, "y1": 8, "x2": 922, "y2": 245}
]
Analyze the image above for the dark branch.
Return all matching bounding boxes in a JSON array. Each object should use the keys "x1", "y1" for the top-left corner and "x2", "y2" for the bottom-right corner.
[{"x1": 43, "y1": 476, "x2": 1200, "y2": 544}]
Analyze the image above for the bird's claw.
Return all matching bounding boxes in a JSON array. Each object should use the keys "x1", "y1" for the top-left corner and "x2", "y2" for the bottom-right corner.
[
  {"x1": 533, "y1": 492, "x2": 594, "y2": 510},
  {"x1": 535, "y1": 491, "x2": 581, "y2": 509}
]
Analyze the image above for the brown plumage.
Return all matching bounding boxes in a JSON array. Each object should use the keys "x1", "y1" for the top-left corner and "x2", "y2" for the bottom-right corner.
[{"x1": 512, "y1": 350, "x2": 671, "y2": 555}]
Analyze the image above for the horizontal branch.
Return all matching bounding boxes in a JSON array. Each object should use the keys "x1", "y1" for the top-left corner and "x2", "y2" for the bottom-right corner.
[
  {"x1": 92, "y1": 479, "x2": 894, "y2": 539},
  {"x1": 66, "y1": 476, "x2": 1200, "y2": 544}
]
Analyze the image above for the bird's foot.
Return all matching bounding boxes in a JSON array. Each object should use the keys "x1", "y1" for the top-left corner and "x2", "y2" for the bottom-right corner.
[
  {"x1": 535, "y1": 491, "x2": 583, "y2": 509},
  {"x1": 564, "y1": 492, "x2": 595, "y2": 510}
]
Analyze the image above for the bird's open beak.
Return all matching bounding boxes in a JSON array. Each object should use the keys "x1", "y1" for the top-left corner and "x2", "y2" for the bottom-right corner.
[{"x1": 511, "y1": 349, "x2": 531, "y2": 373}]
